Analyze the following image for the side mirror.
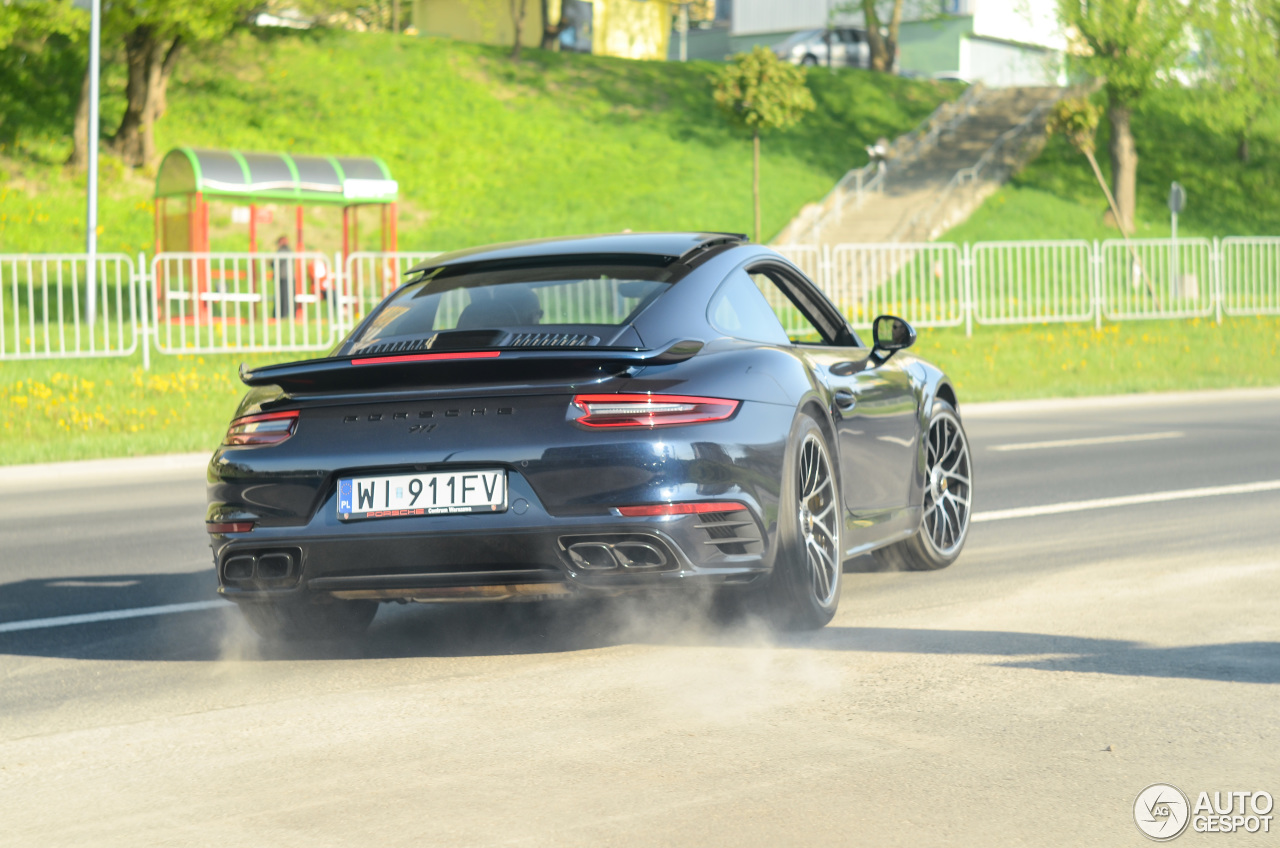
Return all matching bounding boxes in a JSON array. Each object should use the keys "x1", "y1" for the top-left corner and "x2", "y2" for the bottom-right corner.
[{"x1": 870, "y1": 314, "x2": 916, "y2": 364}]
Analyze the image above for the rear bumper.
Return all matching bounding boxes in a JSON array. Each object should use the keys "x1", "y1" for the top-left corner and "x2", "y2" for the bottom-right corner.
[
  {"x1": 213, "y1": 475, "x2": 771, "y2": 603},
  {"x1": 209, "y1": 399, "x2": 795, "y2": 601}
]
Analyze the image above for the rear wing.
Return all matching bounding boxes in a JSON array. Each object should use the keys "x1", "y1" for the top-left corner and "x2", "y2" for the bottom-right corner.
[{"x1": 239, "y1": 340, "x2": 704, "y2": 395}]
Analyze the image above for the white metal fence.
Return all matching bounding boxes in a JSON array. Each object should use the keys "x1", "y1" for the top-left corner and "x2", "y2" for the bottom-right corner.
[
  {"x1": 151, "y1": 251, "x2": 338, "y2": 354},
  {"x1": 2, "y1": 238, "x2": 1278, "y2": 364},
  {"x1": 341, "y1": 251, "x2": 441, "y2": 331},
  {"x1": 0, "y1": 254, "x2": 138, "y2": 359},
  {"x1": 1220, "y1": 237, "x2": 1280, "y2": 316}
]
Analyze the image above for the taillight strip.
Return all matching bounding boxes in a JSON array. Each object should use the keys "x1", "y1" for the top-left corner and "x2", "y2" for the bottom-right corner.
[
  {"x1": 206, "y1": 521, "x2": 255, "y2": 534},
  {"x1": 573, "y1": 393, "x2": 740, "y2": 428},
  {"x1": 351, "y1": 351, "x2": 502, "y2": 366},
  {"x1": 616, "y1": 502, "x2": 748, "y2": 517},
  {"x1": 223, "y1": 410, "x2": 300, "y2": 448}
]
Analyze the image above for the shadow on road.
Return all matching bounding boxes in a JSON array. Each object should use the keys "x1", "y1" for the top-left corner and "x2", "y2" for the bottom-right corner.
[
  {"x1": 807, "y1": 627, "x2": 1280, "y2": 685},
  {"x1": 1, "y1": 571, "x2": 1277, "y2": 685}
]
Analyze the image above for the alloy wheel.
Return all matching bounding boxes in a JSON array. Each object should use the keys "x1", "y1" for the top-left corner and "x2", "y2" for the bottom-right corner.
[
  {"x1": 797, "y1": 433, "x2": 840, "y2": 607},
  {"x1": 922, "y1": 413, "x2": 971, "y2": 557}
]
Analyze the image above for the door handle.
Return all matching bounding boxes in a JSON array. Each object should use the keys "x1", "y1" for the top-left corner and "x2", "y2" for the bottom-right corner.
[{"x1": 834, "y1": 389, "x2": 856, "y2": 409}]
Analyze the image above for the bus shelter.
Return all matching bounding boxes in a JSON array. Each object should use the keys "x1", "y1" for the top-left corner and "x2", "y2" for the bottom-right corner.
[{"x1": 153, "y1": 147, "x2": 398, "y2": 324}]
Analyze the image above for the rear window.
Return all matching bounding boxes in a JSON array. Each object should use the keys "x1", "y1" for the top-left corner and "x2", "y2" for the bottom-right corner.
[{"x1": 349, "y1": 257, "x2": 678, "y2": 349}]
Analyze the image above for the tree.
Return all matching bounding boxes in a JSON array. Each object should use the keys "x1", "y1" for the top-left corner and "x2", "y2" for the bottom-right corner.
[
  {"x1": 712, "y1": 47, "x2": 816, "y2": 243},
  {"x1": 861, "y1": 0, "x2": 904, "y2": 72},
  {"x1": 0, "y1": 1, "x2": 88, "y2": 160},
  {"x1": 1195, "y1": 0, "x2": 1280, "y2": 163},
  {"x1": 509, "y1": 0, "x2": 530, "y2": 59},
  {"x1": 0, "y1": 0, "x2": 83, "y2": 51},
  {"x1": 1048, "y1": 97, "x2": 1161, "y2": 309},
  {"x1": 1057, "y1": 0, "x2": 1192, "y2": 232},
  {"x1": 79, "y1": 1, "x2": 259, "y2": 168}
]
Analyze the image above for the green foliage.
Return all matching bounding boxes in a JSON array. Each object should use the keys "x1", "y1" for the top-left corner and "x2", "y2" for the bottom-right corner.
[
  {"x1": 1059, "y1": 0, "x2": 1191, "y2": 106},
  {"x1": 0, "y1": 0, "x2": 85, "y2": 51},
  {"x1": 711, "y1": 46, "x2": 815, "y2": 136},
  {"x1": 103, "y1": 0, "x2": 256, "y2": 45},
  {"x1": 1192, "y1": 0, "x2": 1280, "y2": 144},
  {"x1": 4, "y1": 315, "x2": 1278, "y2": 464},
  {"x1": 1046, "y1": 97, "x2": 1100, "y2": 157},
  {"x1": 0, "y1": 31, "x2": 955, "y2": 253},
  {"x1": 945, "y1": 87, "x2": 1280, "y2": 241}
]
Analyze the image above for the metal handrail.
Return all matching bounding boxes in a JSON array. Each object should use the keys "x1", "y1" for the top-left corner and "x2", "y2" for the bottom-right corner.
[
  {"x1": 889, "y1": 98, "x2": 1053, "y2": 243},
  {"x1": 776, "y1": 83, "x2": 987, "y2": 245}
]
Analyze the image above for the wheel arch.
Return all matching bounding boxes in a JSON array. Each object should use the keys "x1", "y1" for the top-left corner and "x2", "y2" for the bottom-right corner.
[{"x1": 934, "y1": 381, "x2": 959, "y2": 415}]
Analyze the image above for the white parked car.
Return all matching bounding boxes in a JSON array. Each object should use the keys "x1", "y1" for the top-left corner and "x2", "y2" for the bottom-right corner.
[{"x1": 773, "y1": 28, "x2": 871, "y2": 68}]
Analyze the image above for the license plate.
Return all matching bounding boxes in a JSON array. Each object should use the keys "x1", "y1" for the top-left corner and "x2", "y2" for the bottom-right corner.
[{"x1": 337, "y1": 469, "x2": 507, "y2": 520}]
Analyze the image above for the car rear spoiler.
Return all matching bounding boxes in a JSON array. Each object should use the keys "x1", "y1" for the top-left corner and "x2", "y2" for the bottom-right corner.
[{"x1": 239, "y1": 339, "x2": 704, "y2": 395}]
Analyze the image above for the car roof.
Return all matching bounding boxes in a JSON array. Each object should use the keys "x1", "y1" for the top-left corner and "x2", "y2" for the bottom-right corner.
[{"x1": 406, "y1": 232, "x2": 749, "y2": 274}]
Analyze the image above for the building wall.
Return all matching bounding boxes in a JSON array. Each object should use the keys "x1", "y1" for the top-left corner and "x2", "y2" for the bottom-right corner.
[
  {"x1": 731, "y1": 0, "x2": 956, "y2": 36},
  {"x1": 963, "y1": 35, "x2": 1064, "y2": 86},
  {"x1": 897, "y1": 15, "x2": 972, "y2": 77},
  {"x1": 413, "y1": 0, "x2": 670, "y2": 59},
  {"x1": 971, "y1": 0, "x2": 1064, "y2": 51},
  {"x1": 596, "y1": 0, "x2": 671, "y2": 60},
  {"x1": 414, "y1": 0, "x2": 545, "y2": 47}
]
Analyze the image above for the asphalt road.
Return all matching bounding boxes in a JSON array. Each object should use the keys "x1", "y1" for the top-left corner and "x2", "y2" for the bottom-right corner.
[{"x1": 2, "y1": 388, "x2": 1278, "y2": 847}]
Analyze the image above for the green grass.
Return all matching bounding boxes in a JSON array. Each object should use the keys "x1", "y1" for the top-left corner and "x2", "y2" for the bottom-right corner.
[
  {"x1": 943, "y1": 88, "x2": 1280, "y2": 243},
  {"x1": 3, "y1": 315, "x2": 1277, "y2": 466},
  {"x1": 0, "y1": 29, "x2": 959, "y2": 256}
]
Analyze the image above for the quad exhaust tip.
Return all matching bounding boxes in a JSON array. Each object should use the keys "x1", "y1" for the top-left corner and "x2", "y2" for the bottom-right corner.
[
  {"x1": 222, "y1": 549, "x2": 301, "y2": 585},
  {"x1": 564, "y1": 538, "x2": 671, "y2": 572}
]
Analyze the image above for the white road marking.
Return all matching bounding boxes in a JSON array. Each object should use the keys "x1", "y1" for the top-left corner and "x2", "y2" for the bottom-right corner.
[
  {"x1": 973, "y1": 479, "x2": 1280, "y2": 523},
  {"x1": 6, "y1": 480, "x2": 1280, "y2": 635},
  {"x1": 989, "y1": 431, "x2": 1184, "y2": 452},
  {"x1": 0, "y1": 600, "x2": 225, "y2": 634}
]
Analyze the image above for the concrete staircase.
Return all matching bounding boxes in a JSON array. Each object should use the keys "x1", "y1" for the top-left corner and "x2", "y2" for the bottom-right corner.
[{"x1": 786, "y1": 86, "x2": 1062, "y2": 246}]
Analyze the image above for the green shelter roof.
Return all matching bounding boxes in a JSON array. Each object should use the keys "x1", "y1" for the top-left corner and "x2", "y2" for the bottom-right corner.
[{"x1": 155, "y1": 147, "x2": 397, "y2": 205}]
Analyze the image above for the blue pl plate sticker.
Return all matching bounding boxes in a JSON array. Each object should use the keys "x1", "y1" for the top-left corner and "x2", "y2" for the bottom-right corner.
[{"x1": 339, "y1": 479, "x2": 353, "y2": 513}]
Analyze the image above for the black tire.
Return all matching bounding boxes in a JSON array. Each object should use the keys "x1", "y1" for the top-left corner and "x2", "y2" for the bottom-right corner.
[
  {"x1": 238, "y1": 598, "x2": 378, "y2": 641},
  {"x1": 762, "y1": 414, "x2": 843, "y2": 631},
  {"x1": 873, "y1": 399, "x2": 972, "y2": 572},
  {"x1": 801, "y1": 54, "x2": 819, "y2": 66}
]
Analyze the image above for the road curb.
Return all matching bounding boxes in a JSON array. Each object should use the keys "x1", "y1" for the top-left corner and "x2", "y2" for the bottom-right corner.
[
  {"x1": 962, "y1": 386, "x2": 1280, "y2": 418},
  {"x1": 0, "y1": 452, "x2": 210, "y2": 485}
]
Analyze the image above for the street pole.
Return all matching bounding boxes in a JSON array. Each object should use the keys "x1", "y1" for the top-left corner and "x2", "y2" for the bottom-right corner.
[
  {"x1": 86, "y1": 0, "x2": 101, "y2": 327},
  {"x1": 677, "y1": 3, "x2": 688, "y2": 62},
  {"x1": 1169, "y1": 181, "x2": 1185, "y2": 299}
]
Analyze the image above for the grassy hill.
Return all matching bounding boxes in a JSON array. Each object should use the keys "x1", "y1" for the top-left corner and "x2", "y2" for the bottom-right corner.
[
  {"x1": 944, "y1": 88, "x2": 1280, "y2": 243},
  {"x1": 0, "y1": 29, "x2": 958, "y2": 256}
]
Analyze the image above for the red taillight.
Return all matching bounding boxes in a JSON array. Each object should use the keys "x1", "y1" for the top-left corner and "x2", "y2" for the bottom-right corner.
[
  {"x1": 206, "y1": 521, "x2": 255, "y2": 534},
  {"x1": 616, "y1": 502, "x2": 748, "y2": 517},
  {"x1": 572, "y1": 394, "x2": 740, "y2": 428},
  {"x1": 222, "y1": 410, "x2": 298, "y2": 447}
]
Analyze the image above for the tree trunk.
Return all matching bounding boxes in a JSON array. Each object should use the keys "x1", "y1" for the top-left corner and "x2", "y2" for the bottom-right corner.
[
  {"x1": 1238, "y1": 133, "x2": 1250, "y2": 163},
  {"x1": 540, "y1": 0, "x2": 564, "y2": 50},
  {"x1": 862, "y1": 0, "x2": 891, "y2": 71},
  {"x1": 152, "y1": 37, "x2": 182, "y2": 123},
  {"x1": 1106, "y1": 101, "x2": 1137, "y2": 233},
  {"x1": 111, "y1": 27, "x2": 180, "y2": 168},
  {"x1": 510, "y1": 0, "x2": 526, "y2": 60},
  {"x1": 886, "y1": 0, "x2": 904, "y2": 72},
  {"x1": 753, "y1": 131, "x2": 761, "y2": 243},
  {"x1": 68, "y1": 63, "x2": 91, "y2": 170}
]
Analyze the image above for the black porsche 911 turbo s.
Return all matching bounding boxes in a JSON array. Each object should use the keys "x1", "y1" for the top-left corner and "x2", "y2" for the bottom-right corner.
[{"x1": 207, "y1": 232, "x2": 972, "y2": 639}]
